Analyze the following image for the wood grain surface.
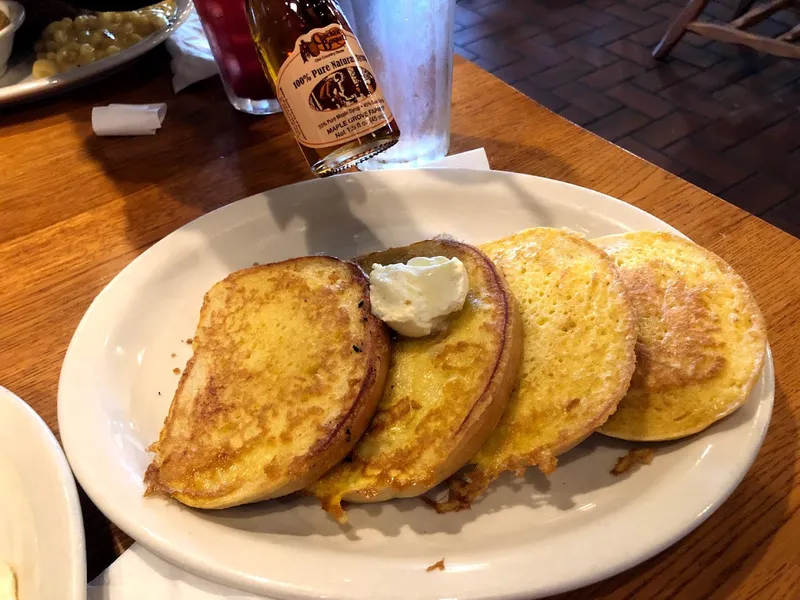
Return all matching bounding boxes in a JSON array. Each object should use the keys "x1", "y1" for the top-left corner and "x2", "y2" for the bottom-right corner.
[{"x1": 1, "y1": 52, "x2": 798, "y2": 599}]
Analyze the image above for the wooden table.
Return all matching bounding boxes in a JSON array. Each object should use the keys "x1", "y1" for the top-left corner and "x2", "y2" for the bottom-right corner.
[{"x1": 2, "y1": 52, "x2": 799, "y2": 599}]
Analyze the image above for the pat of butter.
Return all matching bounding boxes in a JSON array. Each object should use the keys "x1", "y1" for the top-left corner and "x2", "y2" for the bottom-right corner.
[
  {"x1": 0, "y1": 562, "x2": 17, "y2": 600},
  {"x1": 369, "y1": 256, "x2": 469, "y2": 337}
]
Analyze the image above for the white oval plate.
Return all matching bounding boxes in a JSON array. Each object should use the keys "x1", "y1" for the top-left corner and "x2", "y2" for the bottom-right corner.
[
  {"x1": 0, "y1": 0, "x2": 190, "y2": 105},
  {"x1": 0, "y1": 386, "x2": 86, "y2": 600},
  {"x1": 58, "y1": 170, "x2": 773, "y2": 600}
]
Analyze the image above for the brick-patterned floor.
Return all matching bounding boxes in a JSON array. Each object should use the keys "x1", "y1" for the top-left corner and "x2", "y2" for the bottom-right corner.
[{"x1": 455, "y1": 0, "x2": 800, "y2": 238}]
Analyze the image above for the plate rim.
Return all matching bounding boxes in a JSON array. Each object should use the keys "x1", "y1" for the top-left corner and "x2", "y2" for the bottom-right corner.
[
  {"x1": 0, "y1": 385, "x2": 87, "y2": 600},
  {"x1": 57, "y1": 169, "x2": 774, "y2": 599}
]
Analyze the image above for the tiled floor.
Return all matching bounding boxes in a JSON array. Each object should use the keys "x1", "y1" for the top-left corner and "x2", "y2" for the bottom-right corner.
[{"x1": 455, "y1": 0, "x2": 800, "y2": 238}]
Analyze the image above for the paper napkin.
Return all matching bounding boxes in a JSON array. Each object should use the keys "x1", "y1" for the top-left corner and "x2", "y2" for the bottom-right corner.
[{"x1": 164, "y1": 9, "x2": 218, "y2": 94}]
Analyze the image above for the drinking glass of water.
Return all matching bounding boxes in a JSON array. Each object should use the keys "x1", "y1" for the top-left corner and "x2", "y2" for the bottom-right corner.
[{"x1": 341, "y1": 0, "x2": 456, "y2": 169}]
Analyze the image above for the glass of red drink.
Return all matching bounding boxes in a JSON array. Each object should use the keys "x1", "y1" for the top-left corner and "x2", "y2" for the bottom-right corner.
[{"x1": 193, "y1": 0, "x2": 281, "y2": 115}]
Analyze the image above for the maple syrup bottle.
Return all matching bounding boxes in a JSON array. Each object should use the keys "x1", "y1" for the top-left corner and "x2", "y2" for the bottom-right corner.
[{"x1": 246, "y1": 0, "x2": 400, "y2": 176}]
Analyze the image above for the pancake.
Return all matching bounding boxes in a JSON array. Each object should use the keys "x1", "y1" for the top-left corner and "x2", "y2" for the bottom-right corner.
[
  {"x1": 144, "y1": 257, "x2": 390, "y2": 509},
  {"x1": 438, "y1": 227, "x2": 637, "y2": 511},
  {"x1": 308, "y1": 238, "x2": 523, "y2": 523},
  {"x1": 594, "y1": 231, "x2": 767, "y2": 441}
]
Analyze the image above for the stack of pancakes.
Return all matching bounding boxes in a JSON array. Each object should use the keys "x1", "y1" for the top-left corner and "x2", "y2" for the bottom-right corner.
[{"x1": 144, "y1": 228, "x2": 766, "y2": 521}]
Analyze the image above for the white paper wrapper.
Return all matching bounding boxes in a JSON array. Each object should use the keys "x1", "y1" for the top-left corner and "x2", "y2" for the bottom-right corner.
[
  {"x1": 424, "y1": 148, "x2": 491, "y2": 170},
  {"x1": 86, "y1": 148, "x2": 491, "y2": 600},
  {"x1": 91, "y1": 104, "x2": 167, "y2": 137}
]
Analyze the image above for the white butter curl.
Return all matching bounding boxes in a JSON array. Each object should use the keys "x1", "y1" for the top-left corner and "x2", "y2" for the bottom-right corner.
[{"x1": 368, "y1": 256, "x2": 469, "y2": 337}]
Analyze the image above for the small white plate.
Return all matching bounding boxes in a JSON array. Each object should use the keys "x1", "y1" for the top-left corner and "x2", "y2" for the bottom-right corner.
[
  {"x1": 58, "y1": 170, "x2": 773, "y2": 600},
  {"x1": 0, "y1": 0, "x2": 190, "y2": 105},
  {"x1": 0, "y1": 386, "x2": 86, "y2": 600}
]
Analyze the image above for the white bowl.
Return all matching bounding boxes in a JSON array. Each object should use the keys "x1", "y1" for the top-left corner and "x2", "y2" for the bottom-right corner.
[{"x1": 0, "y1": 1, "x2": 23, "y2": 78}]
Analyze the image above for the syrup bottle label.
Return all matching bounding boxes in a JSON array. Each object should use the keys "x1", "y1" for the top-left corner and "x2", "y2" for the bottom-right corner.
[{"x1": 276, "y1": 24, "x2": 394, "y2": 148}]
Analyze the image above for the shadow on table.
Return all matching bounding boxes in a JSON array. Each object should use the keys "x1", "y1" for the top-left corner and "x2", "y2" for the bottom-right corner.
[
  {"x1": 74, "y1": 100, "x2": 584, "y2": 262},
  {"x1": 49, "y1": 52, "x2": 305, "y2": 252},
  {"x1": 73, "y1": 79, "x2": 306, "y2": 240}
]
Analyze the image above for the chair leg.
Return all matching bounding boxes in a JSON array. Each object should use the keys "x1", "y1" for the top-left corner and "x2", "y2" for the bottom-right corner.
[{"x1": 653, "y1": 0, "x2": 711, "y2": 59}]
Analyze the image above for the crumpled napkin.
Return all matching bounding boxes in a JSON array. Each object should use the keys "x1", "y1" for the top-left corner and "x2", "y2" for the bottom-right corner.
[{"x1": 164, "y1": 9, "x2": 218, "y2": 93}]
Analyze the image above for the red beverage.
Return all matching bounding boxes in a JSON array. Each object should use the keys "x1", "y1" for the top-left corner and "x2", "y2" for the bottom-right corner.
[{"x1": 193, "y1": 0, "x2": 280, "y2": 113}]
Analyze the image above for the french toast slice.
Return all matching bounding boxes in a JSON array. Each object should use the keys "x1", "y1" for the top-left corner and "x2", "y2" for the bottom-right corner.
[
  {"x1": 594, "y1": 232, "x2": 766, "y2": 441},
  {"x1": 144, "y1": 257, "x2": 390, "y2": 509},
  {"x1": 438, "y1": 228, "x2": 637, "y2": 512},
  {"x1": 308, "y1": 238, "x2": 523, "y2": 523}
]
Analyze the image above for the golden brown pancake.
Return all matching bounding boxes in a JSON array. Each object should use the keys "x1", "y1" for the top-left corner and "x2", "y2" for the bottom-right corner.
[
  {"x1": 595, "y1": 231, "x2": 767, "y2": 441},
  {"x1": 308, "y1": 238, "x2": 523, "y2": 523},
  {"x1": 144, "y1": 256, "x2": 390, "y2": 509},
  {"x1": 438, "y1": 227, "x2": 637, "y2": 511}
]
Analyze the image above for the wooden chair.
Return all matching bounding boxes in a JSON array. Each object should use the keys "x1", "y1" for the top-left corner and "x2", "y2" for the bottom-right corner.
[{"x1": 653, "y1": 0, "x2": 800, "y2": 59}]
